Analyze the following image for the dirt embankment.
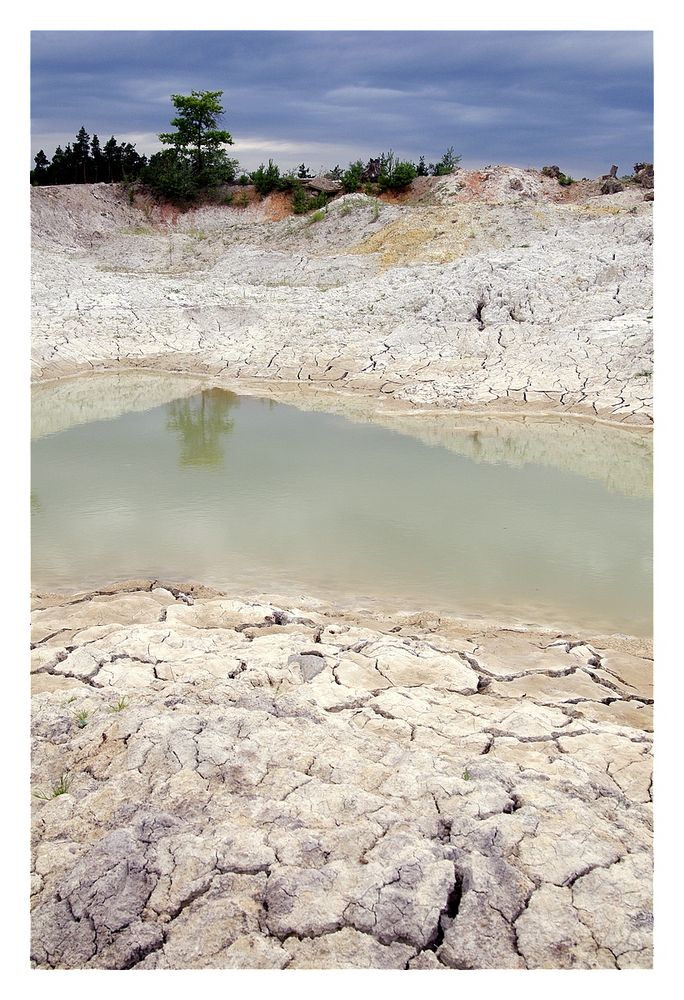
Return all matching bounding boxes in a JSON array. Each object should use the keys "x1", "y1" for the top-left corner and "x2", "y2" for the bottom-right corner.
[{"x1": 31, "y1": 167, "x2": 653, "y2": 426}]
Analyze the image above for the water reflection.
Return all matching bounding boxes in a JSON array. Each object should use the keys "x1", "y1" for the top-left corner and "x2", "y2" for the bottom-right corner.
[
  {"x1": 31, "y1": 388, "x2": 652, "y2": 635},
  {"x1": 166, "y1": 389, "x2": 239, "y2": 468}
]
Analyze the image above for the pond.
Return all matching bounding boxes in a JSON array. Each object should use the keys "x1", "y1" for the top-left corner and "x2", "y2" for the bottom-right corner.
[{"x1": 31, "y1": 375, "x2": 652, "y2": 636}]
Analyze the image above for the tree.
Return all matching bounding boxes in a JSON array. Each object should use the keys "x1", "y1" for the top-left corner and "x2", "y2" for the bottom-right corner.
[
  {"x1": 32, "y1": 150, "x2": 50, "y2": 185},
  {"x1": 103, "y1": 136, "x2": 120, "y2": 183},
  {"x1": 74, "y1": 126, "x2": 91, "y2": 183},
  {"x1": 297, "y1": 163, "x2": 312, "y2": 179},
  {"x1": 416, "y1": 155, "x2": 428, "y2": 177},
  {"x1": 91, "y1": 134, "x2": 102, "y2": 182},
  {"x1": 159, "y1": 90, "x2": 233, "y2": 180}
]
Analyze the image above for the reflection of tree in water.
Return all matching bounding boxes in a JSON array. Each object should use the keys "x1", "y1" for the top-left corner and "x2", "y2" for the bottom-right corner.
[
  {"x1": 31, "y1": 491, "x2": 41, "y2": 515},
  {"x1": 166, "y1": 389, "x2": 239, "y2": 467}
]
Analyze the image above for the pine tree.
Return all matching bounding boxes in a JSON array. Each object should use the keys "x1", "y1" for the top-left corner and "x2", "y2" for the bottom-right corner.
[
  {"x1": 74, "y1": 126, "x2": 91, "y2": 183},
  {"x1": 32, "y1": 150, "x2": 50, "y2": 185},
  {"x1": 103, "y1": 136, "x2": 119, "y2": 183},
  {"x1": 91, "y1": 134, "x2": 102, "y2": 182}
]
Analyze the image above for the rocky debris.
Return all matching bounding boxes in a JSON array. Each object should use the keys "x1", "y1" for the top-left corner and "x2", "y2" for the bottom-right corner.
[
  {"x1": 31, "y1": 176, "x2": 652, "y2": 425},
  {"x1": 600, "y1": 178, "x2": 624, "y2": 195},
  {"x1": 602, "y1": 165, "x2": 620, "y2": 180},
  {"x1": 30, "y1": 586, "x2": 652, "y2": 969},
  {"x1": 541, "y1": 166, "x2": 562, "y2": 179},
  {"x1": 301, "y1": 176, "x2": 342, "y2": 194},
  {"x1": 634, "y1": 163, "x2": 654, "y2": 189},
  {"x1": 643, "y1": 190, "x2": 654, "y2": 202}
]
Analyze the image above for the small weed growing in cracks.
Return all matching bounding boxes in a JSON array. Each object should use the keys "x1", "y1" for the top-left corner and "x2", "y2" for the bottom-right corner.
[
  {"x1": 306, "y1": 209, "x2": 326, "y2": 225},
  {"x1": 75, "y1": 710, "x2": 89, "y2": 729},
  {"x1": 34, "y1": 773, "x2": 71, "y2": 800},
  {"x1": 110, "y1": 696, "x2": 129, "y2": 713},
  {"x1": 462, "y1": 768, "x2": 472, "y2": 781}
]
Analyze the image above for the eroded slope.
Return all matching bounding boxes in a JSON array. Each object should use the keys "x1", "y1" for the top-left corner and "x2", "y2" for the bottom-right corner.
[{"x1": 31, "y1": 172, "x2": 653, "y2": 424}]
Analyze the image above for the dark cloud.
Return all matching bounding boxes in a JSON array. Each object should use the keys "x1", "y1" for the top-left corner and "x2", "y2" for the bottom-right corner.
[{"x1": 30, "y1": 30, "x2": 653, "y2": 176}]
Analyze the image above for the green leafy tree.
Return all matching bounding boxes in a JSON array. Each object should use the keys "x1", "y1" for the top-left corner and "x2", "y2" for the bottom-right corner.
[
  {"x1": 416, "y1": 155, "x2": 428, "y2": 177},
  {"x1": 159, "y1": 90, "x2": 233, "y2": 181}
]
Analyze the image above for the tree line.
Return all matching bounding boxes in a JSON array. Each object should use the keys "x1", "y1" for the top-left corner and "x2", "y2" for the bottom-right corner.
[
  {"x1": 30, "y1": 90, "x2": 461, "y2": 201},
  {"x1": 31, "y1": 127, "x2": 147, "y2": 186}
]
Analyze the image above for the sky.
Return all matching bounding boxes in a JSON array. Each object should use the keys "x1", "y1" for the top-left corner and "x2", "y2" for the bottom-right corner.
[{"x1": 31, "y1": 29, "x2": 653, "y2": 181}]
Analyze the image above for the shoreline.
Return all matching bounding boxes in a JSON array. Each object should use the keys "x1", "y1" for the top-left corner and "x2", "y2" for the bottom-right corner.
[
  {"x1": 30, "y1": 578, "x2": 653, "y2": 653},
  {"x1": 31, "y1": 363, "x2": 654, "y2": 431}
]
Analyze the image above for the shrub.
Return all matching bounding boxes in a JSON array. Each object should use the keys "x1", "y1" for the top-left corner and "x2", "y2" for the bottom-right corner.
[
  {"x1": 342, "y1": 161, "x2": 364, "y2": 193},
  {"x1": 251, "y1": 159, "x2": 281, "y2": 196},
  {"x1": 558, "y1": 174, "x2": 575, "y2": 186},
  {"x1": 292, "y1": 186, "x2": 328, "y2": 215},
  {"x1": 278, "y1": 171, "x2": 299, "y2": 192},
  {"x1": 432, "y1": 147, "x2": 461, "y2": 176},
  {"x1": 376, "y1": 151, "x2": 418, "y2": 191},
  {"x1": 379, "y1": 159, "x2": 418, "y2": 191},
  {"x1": 291, "y1": 185, "x2": 309, "y2": 214},
  {"x1": 142, "y1": 149, "x2": 198, "y2": 202},
  {"x1": 238, "y1": 174, "x2": 251, "y2": 186}
]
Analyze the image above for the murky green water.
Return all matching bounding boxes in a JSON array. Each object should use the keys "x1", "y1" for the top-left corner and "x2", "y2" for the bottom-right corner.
[{"x1": 31, "y1": 379, "x2": 652, "y2": 635}]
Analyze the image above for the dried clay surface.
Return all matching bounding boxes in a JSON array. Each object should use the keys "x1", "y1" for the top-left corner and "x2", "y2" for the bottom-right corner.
[
  {"x1": 31, "y1": 168, "x2": 652, "y2": 425},
  {"x1": 31, "y1": 585, "x2": 653, "y2": 970}
]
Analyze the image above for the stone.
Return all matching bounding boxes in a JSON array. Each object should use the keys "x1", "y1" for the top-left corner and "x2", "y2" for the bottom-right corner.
[{"x1": 600, "y1": 178, "x2": 624, "y2": 195}]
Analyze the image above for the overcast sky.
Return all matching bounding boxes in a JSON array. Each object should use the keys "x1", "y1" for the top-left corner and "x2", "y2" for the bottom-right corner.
[{"x1": 30, "y1": 30, "x2": 653, "y2": 177}]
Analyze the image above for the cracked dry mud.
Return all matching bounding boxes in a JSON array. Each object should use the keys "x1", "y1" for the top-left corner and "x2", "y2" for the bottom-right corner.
[
  {"x1": 31, "y1": 168, "x2": 652, "y2": 424},
  {"x1": 31, "y1": 586, "x2": 653, "y2": 969},
  {"x1": 31, "y1": 169, "x2": 653, "y2": 970}
]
